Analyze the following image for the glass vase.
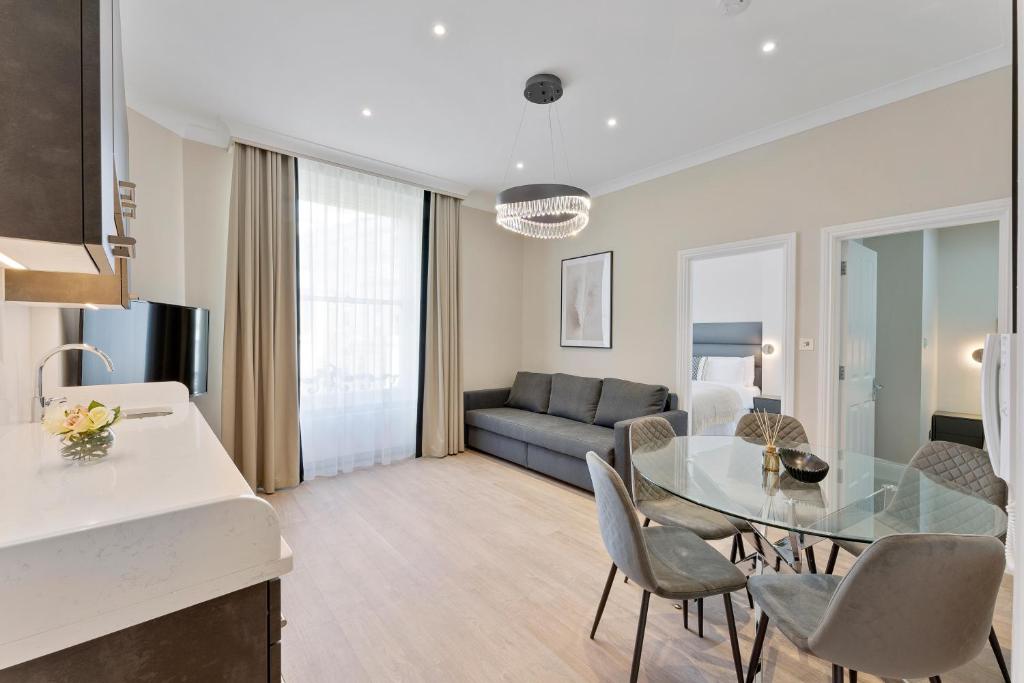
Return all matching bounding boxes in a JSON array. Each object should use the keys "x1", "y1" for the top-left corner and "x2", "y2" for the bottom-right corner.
[{"x1": 60, "y1": 429, "x2": 115, "y2": 462}]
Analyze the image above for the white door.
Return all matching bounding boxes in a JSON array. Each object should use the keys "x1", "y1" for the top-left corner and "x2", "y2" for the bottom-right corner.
[{"x1": 839, "y1": 241, "x2": 878, "y2": 457}]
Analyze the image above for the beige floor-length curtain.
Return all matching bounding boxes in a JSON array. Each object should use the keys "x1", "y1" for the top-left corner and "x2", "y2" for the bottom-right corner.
[
  {"x1": 221, "y1": 143, "x2": 301, "y2": 492},
  {"x1": 421, "y1": 193, "x2": 464, "y2": 457}
]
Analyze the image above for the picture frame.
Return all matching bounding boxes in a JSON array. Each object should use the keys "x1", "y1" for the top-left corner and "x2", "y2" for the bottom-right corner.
[{"x1": 560, "y1": 251, "x2": 613, "y2": 348}]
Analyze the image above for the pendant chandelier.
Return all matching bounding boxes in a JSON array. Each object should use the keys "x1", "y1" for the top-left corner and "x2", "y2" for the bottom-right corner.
[{"x1": 496, "y1": 74, "x2": 590, "y2": 239}]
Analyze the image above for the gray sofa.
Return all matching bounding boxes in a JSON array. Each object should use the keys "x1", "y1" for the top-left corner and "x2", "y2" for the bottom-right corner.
[{"x1": 464, "y1": 372, "x2": 688, "y2": 491}]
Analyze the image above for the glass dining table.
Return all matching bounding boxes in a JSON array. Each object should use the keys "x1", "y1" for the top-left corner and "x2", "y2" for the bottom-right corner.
[{"x1": 631, "y1": 435, "x2": 1007, "y2": 574}]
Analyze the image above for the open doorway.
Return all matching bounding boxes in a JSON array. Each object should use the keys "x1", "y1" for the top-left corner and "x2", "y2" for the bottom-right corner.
[
  {"x1": 818, "y1": 200, "x2": 1012, "y2": 460},
  {"x1": 677, "y1": 234, "x2": 796, "y2": 436}
]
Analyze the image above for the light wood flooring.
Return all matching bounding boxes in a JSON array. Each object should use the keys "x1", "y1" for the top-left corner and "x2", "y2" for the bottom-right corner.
[{"x1": 263, "y1": 450, "x2": 1013, "y2": 682}]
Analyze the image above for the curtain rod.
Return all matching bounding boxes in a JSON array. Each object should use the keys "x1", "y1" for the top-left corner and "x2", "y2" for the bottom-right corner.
[{"x1": 228, "y1": 135, "x2": 467, "y2": 201}]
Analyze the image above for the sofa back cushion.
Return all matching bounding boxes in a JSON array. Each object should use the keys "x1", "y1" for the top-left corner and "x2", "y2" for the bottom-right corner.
[
  {"x1": 593, "y1": 378, "x2": 669, "y2": 428},
  {"x1": 505, "y1": 372, "x2": 552, "y2": 413},
  {"x1": 547, "y1": 373, "x2": 603, "y2": 424}
]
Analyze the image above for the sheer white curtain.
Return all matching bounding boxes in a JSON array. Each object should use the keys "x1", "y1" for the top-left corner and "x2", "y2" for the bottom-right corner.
[{"x1": 297, "y1": 158, "x2": 424, "y2": 477}]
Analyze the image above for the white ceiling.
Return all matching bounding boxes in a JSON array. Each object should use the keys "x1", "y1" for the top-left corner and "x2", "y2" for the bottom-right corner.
[{"x1": 121, "y1": 0, "x2": 1011, "y2": 204}]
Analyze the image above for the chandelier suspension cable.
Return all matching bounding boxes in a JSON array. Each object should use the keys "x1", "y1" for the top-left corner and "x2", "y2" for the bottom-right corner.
[
  {"x1": 501, "y1": 100, "x2": 529, "y2": 186},
  {"x1": 554, "y1": 102, "x2": 574, "y2": 184},
  {"x1": 548, "y1": 105, "x2": 556, "y2": 181}
]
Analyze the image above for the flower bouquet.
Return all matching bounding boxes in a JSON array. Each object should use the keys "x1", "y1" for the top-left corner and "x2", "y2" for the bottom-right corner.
[{"x1": 43, "y1": 401, "x2": 123, "y2": 461}]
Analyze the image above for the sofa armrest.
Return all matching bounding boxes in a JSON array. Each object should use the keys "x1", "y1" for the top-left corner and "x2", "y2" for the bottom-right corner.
[
  {"x1": 612, "y1": 410, "x2": 689, "y2": 486},
  {"x1": 464, "y1": 387, "x2": 511, "y2": 413}
]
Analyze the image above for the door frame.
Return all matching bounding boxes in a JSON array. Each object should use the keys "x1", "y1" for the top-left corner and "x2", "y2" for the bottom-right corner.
[
  {"x1": 676, "y1": 233, "x2": 797, "y2": 428},
  {"x1": 816, "y1": 198, "x2": 1013, "y2": 451}
]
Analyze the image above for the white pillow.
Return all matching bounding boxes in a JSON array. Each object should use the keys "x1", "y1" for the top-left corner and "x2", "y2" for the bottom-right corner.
[
  {"x1": 702, "y1": 356, "x2": 746, "y2": 385},
  {"x1": 742, "y1": 355, "x2": 755, "y2": 387}
]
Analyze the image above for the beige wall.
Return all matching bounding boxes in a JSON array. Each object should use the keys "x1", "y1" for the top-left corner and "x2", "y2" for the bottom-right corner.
[
  {"x1": 126, "y1": 109, "x2": 232, "y2": 433},
  {"x1": 183, "y1": 141, "x2": 233, "y2": 435},
  {"x1": 460, "y1": 205, "x2": 523, "y2": 390},
  {"x1": 519, "y1": 68, "x2": 1012, "y2": 441},
  {"x1": 127, "y1": 109, "x2": 186, "y2": 304}
]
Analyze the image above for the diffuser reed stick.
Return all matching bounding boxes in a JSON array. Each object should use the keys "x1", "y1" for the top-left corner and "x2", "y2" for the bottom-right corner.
[{"x1": 753, "y1": 409, "x2": 783, "y2": 472}]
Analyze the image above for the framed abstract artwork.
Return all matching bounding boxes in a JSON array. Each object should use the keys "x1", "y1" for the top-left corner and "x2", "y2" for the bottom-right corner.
[{"x1": 560, "y1": 251, "x2": 613, "y2": 348}]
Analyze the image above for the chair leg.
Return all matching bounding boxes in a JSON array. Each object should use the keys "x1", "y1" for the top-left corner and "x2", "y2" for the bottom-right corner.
[
  {"x1": 723, "y1": 593, "x2": 745, "y2": 683},
  {"x1": 831, "y1": 664, "x2": 844, "y2": 682},
  {"x1": 629, "y1": 591, "x2": 651, "y2": 683},
  {"x1": 990, "y1": 626, "x2": 1011, "y2": 683},
  {"x1": 805, "y1": 546, "x2": 818, "y2": 574},
  {"x1": 697, "y1": 597, "x2": 704, "y2": 638},
  {"x1": 774, "y1": 557, "x2": 781, "y2": 572},
  {"x1": 849, "y1": 671, "x2": 857, "y2": 683},
  {"x1": 928, "y1": 677, "x2": 941, "y2": 683},
  {"x1": 745, "y1": 613, "x2": 770, "y2": 683},
  {"x1": 730, "y1": 534, "x2": 739, "y2": 563},
  {"x1": 825, "y1": 542, "x2": 840, "y2": 575},
  {"x1": 642, "y1": 517, "x2": 651, "y2": 527},
  {"x1": 590, "y1": 563, "x2": 617, "y2": 639},
  {"x1": 745, "y1": 584, "x2": 754, "y2": 609},
  {"x1": 683, "y1": 599, "x2": 689, "y2": 629}
]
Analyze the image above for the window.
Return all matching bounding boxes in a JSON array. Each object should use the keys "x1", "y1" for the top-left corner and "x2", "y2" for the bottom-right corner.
[{"x1": 297, "y1": 158, "x2": 424, "y2": 477}]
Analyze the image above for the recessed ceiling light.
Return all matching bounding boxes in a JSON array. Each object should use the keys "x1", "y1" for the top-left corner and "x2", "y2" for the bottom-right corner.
[
  {"x1": 433, "y1": 23, "x2": 447, "y2": 36},
  {"x1": 361, "y1": 108, "x2": 372, "y2": 117},
  {"x1": 0, "y1": 250, "x2": 26, "y2": 270},
  {"x1": 606, "y1": 118, "x2": 617, "y2": 128},
  {"x1": 515, "y1": 161, "x2": 524, "y2": 170},
  {"x1": 761, "y1": 40, "x2": 777, "y2": 54}
]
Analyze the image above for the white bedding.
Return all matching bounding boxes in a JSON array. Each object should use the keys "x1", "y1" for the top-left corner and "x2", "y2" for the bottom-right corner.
[{"x1": 691, "y1": 380, "x2": 760, "y2": 435}]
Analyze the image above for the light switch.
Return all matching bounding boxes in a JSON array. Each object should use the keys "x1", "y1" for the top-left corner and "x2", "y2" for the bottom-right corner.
[{"x1": 799, "y1": 338, "x2": 814, "y2": 351}]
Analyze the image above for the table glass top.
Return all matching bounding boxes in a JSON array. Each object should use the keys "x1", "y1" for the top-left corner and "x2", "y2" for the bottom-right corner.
[{"x1": 631, "y1": 436, "x2": 1007, "y2": 544}]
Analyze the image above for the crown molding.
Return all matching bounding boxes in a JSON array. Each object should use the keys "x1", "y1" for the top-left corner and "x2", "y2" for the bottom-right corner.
[
  {"x1": 126, "y1": 97, "x2": 471, "y2": 198},
  {"x1": 588, "y1": 47, "x2": 1011, "y2": 198},
  {"x1": 227, "y1": 121, "x2": 471, "y2": 199}
]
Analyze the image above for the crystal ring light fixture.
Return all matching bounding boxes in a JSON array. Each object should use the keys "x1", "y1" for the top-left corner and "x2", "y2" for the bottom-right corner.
[{"x1": 495, "y1": 74, "x2": 590, "y2": 239}]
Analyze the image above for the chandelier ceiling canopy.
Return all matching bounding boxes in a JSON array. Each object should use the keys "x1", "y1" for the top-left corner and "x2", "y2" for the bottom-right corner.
[{"x1": 495, "y1": 74, "x2": 590, "y2": 239}]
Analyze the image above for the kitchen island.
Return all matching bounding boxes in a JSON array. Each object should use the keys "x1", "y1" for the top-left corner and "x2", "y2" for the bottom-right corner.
[{"x1": 0, "y1": 382, "x2": 292, "y2": 681}]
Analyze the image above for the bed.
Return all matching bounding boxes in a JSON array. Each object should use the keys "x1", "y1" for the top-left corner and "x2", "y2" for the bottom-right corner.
[{"x1": 690, "y1": 322, "x2": 763, "y2": 435}]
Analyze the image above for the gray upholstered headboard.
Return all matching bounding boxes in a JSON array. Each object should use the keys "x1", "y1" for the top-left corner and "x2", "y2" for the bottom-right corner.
[{"x1": 693, "y1": 321, "x2": 763, "y2": 390}]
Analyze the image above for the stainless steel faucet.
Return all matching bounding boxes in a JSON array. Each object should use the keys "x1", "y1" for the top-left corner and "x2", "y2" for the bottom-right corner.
[{"x1": 32, "y1": 343, "x2": 114, "y2": 422}]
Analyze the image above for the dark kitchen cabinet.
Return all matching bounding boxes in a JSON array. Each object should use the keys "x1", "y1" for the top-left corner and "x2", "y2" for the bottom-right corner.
[
  {"x1": 0, "y1": 0, "x2": 130, "y2": 276},
  {"x1": 0, "y1": 580, "x2": 284, "y2": 682}
]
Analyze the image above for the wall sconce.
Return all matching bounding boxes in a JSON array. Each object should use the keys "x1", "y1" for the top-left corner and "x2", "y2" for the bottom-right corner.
[
  {"x1": 762, "y1": 343, "x2": 775, "y2": 355},
  {"x1": 972, "y1": 348, "x2": 984, "y2": 364}
]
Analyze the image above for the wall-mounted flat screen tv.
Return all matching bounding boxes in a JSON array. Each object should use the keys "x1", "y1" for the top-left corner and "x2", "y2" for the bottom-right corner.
[{"x1": 81, "y1": 300, "x2": 209, "y2": 396}]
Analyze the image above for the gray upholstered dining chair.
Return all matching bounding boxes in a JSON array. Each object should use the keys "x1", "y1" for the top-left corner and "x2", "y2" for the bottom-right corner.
[
  {"x1": 586, "y1": 453, "x2": 748, "y2": 683},
  {"x1": 734, "y1": 412, "x2": 810, "y2": 446},
  {"x1": 733, "y1": 413, "x2": 811, "y2": 567},
  {"x1": 823, "y1": 439, "x2": 1011, "y2": 681},
  {"x1": 628, "y1": 416, "x2": 750, "y2": 633},
  {"x1": 746, "y1": 533, "x2": 1005, "y2": 683}
]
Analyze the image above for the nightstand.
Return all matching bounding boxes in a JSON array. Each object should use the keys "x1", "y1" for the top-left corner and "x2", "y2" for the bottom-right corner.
[{"x1": 752, "y1": 395, "x2": 782, "y2": 414}]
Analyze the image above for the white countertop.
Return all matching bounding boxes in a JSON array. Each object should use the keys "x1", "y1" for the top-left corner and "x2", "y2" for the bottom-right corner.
[{"x1": 0, "y1": 382, "x2": 292, "y2": 669}]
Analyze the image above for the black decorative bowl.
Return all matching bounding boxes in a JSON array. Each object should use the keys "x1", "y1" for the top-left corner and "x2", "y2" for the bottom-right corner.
[{"x1": 778, "y1": 448, "x2": 829, "y2": 483}]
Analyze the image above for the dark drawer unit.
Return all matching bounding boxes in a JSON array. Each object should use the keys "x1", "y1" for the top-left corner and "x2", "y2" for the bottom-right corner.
[
  {"x1": 930, "y1": 411, "x2": 985, "y2": 449},
  {"x1": 752, "y1": 395, "x2": 782, "y2": 414},
  {"x1": 0, "y1": 580, "x2": 283, "y2": 682}
]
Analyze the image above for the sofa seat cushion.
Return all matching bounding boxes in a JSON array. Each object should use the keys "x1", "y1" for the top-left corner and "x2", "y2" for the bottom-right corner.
[{"x1": 465, "y1": 408, "x2": 614, "y2": 461}]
